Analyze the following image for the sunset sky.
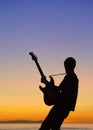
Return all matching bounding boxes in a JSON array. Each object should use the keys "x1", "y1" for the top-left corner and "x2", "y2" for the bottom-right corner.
[{"x1": 0, "y1": 0, "x2": 93, "y2": 123}]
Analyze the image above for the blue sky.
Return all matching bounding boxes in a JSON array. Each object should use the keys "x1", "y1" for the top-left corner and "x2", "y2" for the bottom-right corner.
[{"x1": 1, "y1": 0, "x2": 93, "y2": 77}]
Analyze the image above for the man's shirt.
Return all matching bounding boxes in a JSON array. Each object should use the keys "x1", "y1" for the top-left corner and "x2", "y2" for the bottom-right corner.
[{"x1": 58, "y1": 72, "x2": 79, "y2": 111}]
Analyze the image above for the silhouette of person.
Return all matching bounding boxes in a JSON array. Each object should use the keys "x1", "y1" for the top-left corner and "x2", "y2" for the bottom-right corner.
[{"x1": 39, "y1": 57, "x2": 79, "y2": 130}]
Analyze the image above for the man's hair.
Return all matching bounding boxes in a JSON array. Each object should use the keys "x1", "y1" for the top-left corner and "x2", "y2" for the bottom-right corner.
[{"x1": 64, "y1": 57, "x2": 76, "y2": 70}]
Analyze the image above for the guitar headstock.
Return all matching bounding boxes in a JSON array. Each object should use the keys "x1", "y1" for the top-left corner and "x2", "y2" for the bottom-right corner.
[{"x1": 29, "y1": 52, "x2": 38, "y2": 61}]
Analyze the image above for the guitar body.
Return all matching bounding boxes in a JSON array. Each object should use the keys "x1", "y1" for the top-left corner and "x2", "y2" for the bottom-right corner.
[
  {"x1": 29, "y1": 52, "x2": 59, "y2": 106},
  {"x1": 39, "y1": 76, "x2": 59, "y2": 106}
]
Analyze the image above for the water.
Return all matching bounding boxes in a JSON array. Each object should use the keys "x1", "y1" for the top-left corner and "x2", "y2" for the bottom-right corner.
[{"x1": 0, "y1": 123, "x2": 93, "y2": 130}]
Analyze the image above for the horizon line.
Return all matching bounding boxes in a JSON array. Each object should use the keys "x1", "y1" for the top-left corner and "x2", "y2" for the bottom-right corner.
[{"x1": 0, "y1": 120, "x2": 93, "y2": 124}]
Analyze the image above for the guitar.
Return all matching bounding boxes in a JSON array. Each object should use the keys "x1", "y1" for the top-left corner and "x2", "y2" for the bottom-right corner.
[{"x1": 29, "y1": 52, "x2": 59, "y2": 106}]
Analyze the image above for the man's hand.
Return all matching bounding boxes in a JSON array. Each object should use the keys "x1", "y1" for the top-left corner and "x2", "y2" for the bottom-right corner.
[{"x1": 41, "y1": 76, "x2": 47, "y2": 84}]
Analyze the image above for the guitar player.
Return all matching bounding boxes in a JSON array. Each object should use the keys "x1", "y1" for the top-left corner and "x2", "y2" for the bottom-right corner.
[{"x1": 39, "y1": 57, "x2": 79, "y2": 130}]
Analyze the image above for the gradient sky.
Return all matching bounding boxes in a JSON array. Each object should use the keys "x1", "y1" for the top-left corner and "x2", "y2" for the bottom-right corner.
[{"x1": 0, "y1": 0, "x2": 93, "y2": 123}]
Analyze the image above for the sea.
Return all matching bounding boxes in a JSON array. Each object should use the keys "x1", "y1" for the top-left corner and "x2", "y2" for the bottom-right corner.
[{"x1": 0, "y1": 123, "x2": 93, "y2": 130}]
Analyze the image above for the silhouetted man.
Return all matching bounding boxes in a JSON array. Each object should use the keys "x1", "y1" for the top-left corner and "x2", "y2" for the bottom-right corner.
[{"x1": 39, "y1": 57, "x2": 79, "y2": 130}]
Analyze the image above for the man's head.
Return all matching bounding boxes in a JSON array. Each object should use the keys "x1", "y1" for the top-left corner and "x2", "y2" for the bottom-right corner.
[{"x1": 64, "y1": 57, "x2": 76, "y2": 73}]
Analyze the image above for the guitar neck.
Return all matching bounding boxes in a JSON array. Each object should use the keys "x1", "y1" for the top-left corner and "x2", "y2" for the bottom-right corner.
[{"x1": 35, "y1": 60, "x2": 46, "y2": 78}]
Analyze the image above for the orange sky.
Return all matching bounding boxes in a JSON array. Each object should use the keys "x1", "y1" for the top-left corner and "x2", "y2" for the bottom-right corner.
[{"x1": 0, "y1": 73, "x2": 93, "y2": 123}]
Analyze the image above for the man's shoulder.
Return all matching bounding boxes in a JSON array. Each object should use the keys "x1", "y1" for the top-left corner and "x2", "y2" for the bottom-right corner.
[{"x1": 67, "y1": 73, "x2": 78, "y2": 80}]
